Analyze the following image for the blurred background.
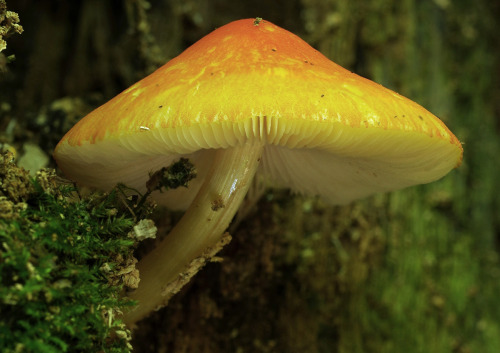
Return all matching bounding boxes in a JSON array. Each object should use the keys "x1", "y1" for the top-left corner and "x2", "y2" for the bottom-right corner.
[{"x1": 1, "y1": 0, "x2": 499, "y2": 352}]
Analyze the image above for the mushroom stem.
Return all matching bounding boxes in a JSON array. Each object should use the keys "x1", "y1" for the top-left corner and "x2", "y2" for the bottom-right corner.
[{"x1": 124, "y1": 142, "x2": 264, "y2": 325}]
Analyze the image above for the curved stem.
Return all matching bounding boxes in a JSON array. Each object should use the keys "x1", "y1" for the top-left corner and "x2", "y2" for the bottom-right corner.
[{"x1": 124, "y1": 143, "x2": 264, "y2": 325}]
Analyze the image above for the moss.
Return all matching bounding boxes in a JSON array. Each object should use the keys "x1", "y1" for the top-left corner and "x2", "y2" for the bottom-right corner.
[{"x1": 0, "y1": 153, "x2": 138, "y2": 352}]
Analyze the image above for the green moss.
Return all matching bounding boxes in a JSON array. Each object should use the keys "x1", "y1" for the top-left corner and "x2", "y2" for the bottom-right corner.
[{"x1": 0, "y1": 154, "x2": 137, "y2": 352}]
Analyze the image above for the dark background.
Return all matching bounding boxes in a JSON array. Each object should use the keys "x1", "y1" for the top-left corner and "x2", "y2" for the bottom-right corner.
[{"x1": 1, "y1": 0, "x2": 499, "y2": 352}]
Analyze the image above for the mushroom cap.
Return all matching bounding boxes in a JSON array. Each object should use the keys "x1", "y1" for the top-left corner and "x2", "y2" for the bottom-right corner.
[{"x1": 54, "y1": 18, "x2": 463, "y2": 208}]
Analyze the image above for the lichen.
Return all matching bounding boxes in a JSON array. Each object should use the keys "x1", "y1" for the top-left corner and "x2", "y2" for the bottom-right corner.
[{"x1": 0, "y1": 0, "x2": 23, "y2": 73}]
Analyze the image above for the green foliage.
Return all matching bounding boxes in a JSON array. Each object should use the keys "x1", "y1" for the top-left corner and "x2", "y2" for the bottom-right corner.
[{"x1": 0, "y1": 156, "x2": 137, "y2": 352}]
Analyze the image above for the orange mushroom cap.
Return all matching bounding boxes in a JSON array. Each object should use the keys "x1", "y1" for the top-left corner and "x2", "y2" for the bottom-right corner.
[{"x1": 54, "y1": 18, "x2": 462, "y2": 207}]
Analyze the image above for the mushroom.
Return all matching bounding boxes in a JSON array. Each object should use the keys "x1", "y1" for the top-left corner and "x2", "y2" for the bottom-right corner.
[{"x1": 53, "y1": 18, "x2": 463, "y2": 325}]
